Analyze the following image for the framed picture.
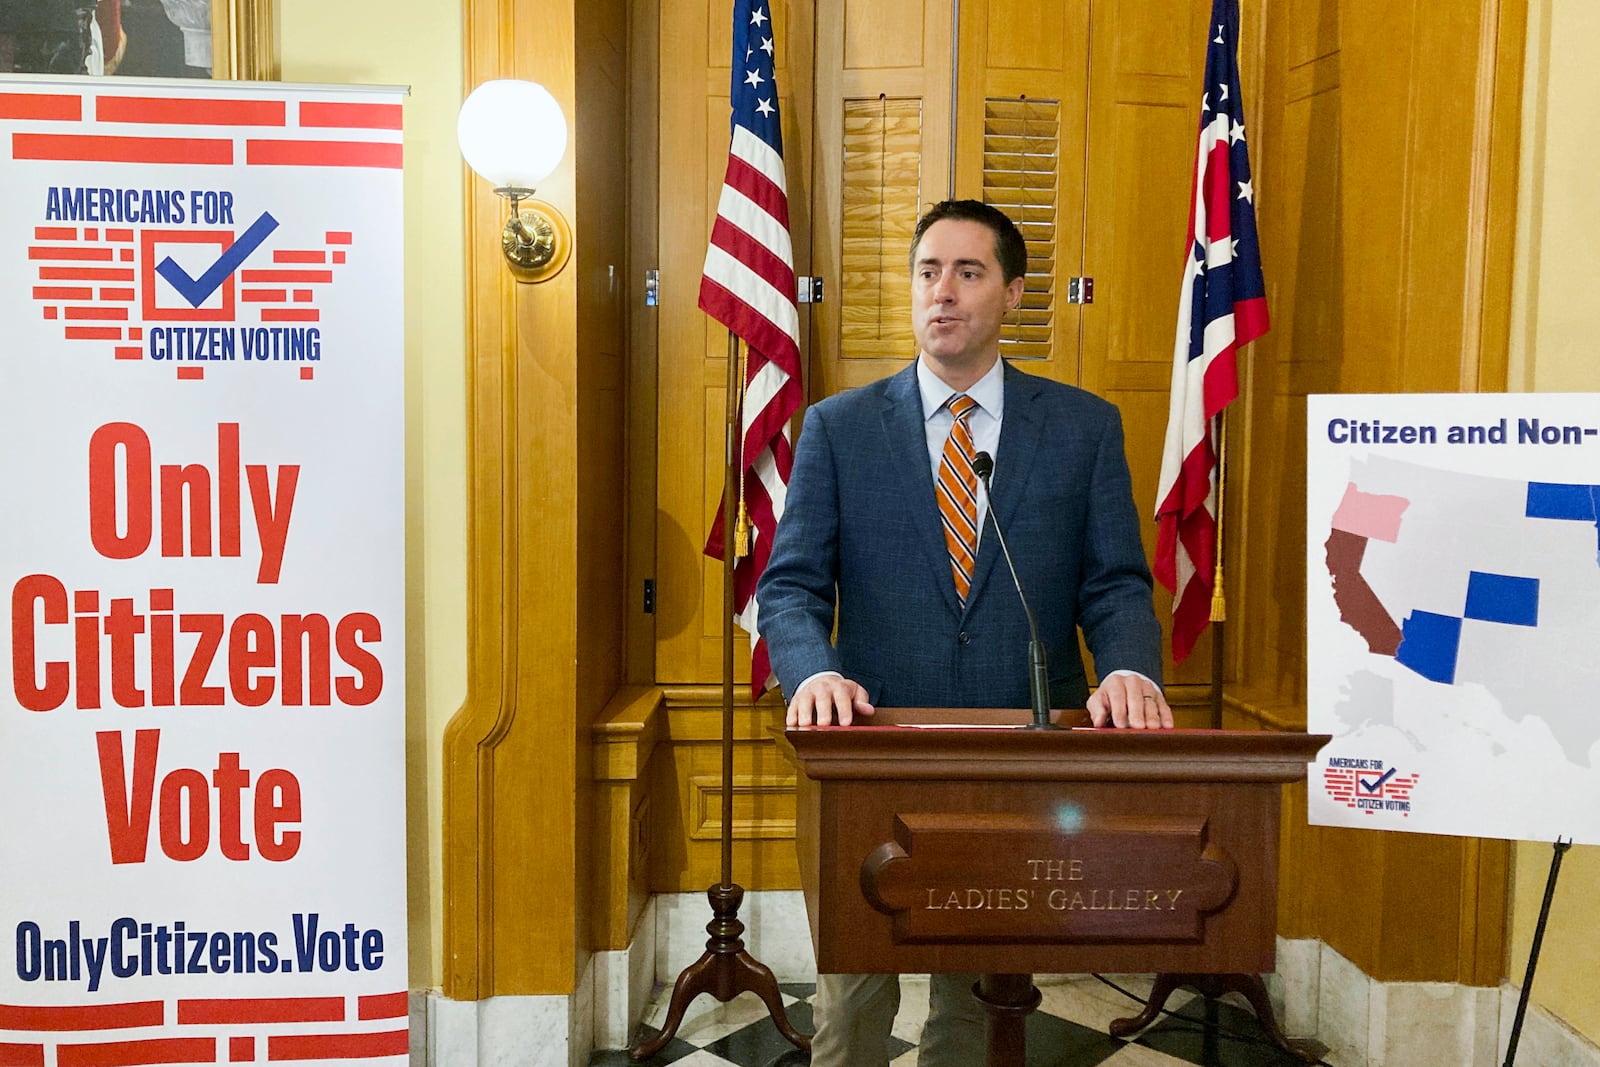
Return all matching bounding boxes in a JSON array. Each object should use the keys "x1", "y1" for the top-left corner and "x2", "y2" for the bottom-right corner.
[{"x1": 0, "y1": 0, "x2": 276, "y2": 80}]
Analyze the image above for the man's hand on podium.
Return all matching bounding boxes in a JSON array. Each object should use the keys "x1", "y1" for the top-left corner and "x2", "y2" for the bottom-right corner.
[
  {"x1": 1088, "y1": 673, "x2": 1174, "y2": 730},
  {"x1": 786, "y1": 672, "x2": 876, "y2": 726}
]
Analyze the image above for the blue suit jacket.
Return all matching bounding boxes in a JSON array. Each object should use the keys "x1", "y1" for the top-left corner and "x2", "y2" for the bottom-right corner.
[{"x1": 756, "y1": 360, "x2": 1163, "y2": 709}]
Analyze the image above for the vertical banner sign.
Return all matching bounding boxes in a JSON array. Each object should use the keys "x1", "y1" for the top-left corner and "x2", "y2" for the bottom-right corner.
[
  {"x1": 0, "y1": 76, "x2": 408, "y2": 1062},
  {"x1": 1307, "y1": 393, "x2": 1600, "y2": 846}
]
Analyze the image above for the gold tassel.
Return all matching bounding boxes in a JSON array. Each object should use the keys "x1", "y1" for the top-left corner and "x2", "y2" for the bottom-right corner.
[
  {"x1": 1210, "y1": 410, "x2": 1229, "y2": 625},
  {"x1": 734, "y1": 499, "x2": 751, "y2": 559},
  {"x1": 733, "y1": 338, "x2": 752, "y2": 559},
  {"x1": 1209, "y1": 561, "x2": 1227, "y2": 623}
]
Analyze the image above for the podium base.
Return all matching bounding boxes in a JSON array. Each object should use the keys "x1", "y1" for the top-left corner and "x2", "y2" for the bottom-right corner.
[{"x1": 973, "y1": 973, "x2": 1042, "y2": 1066}]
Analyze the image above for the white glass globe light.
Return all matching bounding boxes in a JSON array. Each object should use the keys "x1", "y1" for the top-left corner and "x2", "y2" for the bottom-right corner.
[{"x1": 457, "y1": 79, "x2": 569, "y2": 189}]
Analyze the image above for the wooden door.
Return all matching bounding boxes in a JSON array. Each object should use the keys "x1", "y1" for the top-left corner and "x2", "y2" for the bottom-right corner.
[{"x1": 1078, "y1": 0, "x2": 1219, "y2": 685}]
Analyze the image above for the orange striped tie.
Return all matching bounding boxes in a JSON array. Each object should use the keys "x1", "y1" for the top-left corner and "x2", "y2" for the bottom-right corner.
[{"x1": 937, "y1": 393, "x2": 980, "y2": 606}]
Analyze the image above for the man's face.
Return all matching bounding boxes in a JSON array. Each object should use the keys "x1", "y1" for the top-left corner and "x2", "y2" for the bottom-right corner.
[{"x1": 910, "y1": 218, "x2": 1024, "y2": 379}]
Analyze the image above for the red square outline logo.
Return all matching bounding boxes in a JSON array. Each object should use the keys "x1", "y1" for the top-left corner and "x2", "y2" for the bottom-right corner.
[{"x1": 140, "y1": 229, "x2": 237, "y2": 322}]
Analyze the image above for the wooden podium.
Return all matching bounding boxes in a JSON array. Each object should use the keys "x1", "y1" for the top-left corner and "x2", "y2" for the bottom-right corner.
[{"x1": 776, "y1": 709, "x2": 1329, "y2": 1064}]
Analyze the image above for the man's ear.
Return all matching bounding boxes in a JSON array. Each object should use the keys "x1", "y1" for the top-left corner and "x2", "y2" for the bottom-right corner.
[{"x1": 1006, "y1": 275, "x2": 1025, "y2": 310}]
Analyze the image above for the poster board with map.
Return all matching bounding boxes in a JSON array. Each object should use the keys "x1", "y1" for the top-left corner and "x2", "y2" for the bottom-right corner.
[{"x1": 1307, "y1": 393, "x2": 1600, "y2": 845}]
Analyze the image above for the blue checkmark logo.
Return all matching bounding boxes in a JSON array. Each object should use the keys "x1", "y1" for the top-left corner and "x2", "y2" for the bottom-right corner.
[
  {"x1": 155, "y1": 211, "x2": 280, "y2": 308},
  {"x1": 1360, "y1": 766, "x2": 1398, "y2": 793}
]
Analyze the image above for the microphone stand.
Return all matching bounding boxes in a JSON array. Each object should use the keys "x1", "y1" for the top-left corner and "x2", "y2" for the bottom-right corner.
[{"x1": 974, "y1": 452, "x2": 1060, "y2": 730}]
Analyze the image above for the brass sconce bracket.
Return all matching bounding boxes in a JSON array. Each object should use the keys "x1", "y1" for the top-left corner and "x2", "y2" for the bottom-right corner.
[{"x1": 495, "y1": 187, "x2": 571, "y2": 284}]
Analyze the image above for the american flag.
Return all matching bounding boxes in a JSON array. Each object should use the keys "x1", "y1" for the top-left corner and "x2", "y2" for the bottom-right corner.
[
  {"x1": 700, "y1": 0, "x2": 803, "y2": 696},
  {"x1": 1153, "y1": 0, "x2": 1269, "y2": 664}
]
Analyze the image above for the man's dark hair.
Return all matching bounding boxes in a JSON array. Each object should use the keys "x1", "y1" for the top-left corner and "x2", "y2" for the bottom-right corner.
[{"x1": 909, "y1": 199, "x2": 1029, "y2": 285}]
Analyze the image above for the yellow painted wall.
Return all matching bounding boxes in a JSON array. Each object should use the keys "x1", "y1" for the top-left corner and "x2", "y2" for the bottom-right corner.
[
  {"x1": 1506, "y1": 0, "x2": 1600, "y2": 1046},
  {"x1": 277, "y1": 0, "x2": 468, "y2": 990}
]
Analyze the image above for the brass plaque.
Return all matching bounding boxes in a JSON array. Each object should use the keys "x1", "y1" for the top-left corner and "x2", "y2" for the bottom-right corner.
[{"x1": 859, "y1": 812, "x2": 1237, "y2": 944}]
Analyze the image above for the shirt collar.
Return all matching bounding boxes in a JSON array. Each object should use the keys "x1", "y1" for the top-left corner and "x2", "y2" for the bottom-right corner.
[{"x1": 917, "y1": 356, "x2": 1006, "y2": 422}]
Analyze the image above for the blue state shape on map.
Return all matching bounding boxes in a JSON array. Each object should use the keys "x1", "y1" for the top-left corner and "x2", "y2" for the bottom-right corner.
[
  {"x1": 1463, "y1": 571, "x2": 1540, "y2": 627},
  {"x1": 1525, "y1": 482, "x2": 1600, "y2": 520},
  {"x1": 1525, "y1": 482, "x2": 1600, "y2": 563},
  {"x1": 1395, "y1": 610, "x2": 1462, "y2": 684}
]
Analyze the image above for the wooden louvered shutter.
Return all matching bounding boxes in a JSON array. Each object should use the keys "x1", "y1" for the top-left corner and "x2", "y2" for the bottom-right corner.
[
  {"x1": 982, "y1": 96, "x2": 1060, "y2": 362},
  {"x1": 839, "y1": 97, "x2": 922, "y2": 363}
]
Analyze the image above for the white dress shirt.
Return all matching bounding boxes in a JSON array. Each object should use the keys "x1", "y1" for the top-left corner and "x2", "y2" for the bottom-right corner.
[{"x1": 917, "y1": 354, "x2": 1004, "y2": 547}]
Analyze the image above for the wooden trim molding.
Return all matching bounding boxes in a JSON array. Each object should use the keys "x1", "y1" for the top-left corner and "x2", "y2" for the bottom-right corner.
[
  {"x1": 687, "y1": 775, "x2": 797, "y2": 840},
  {"x1": 593, "y1": 686, "x2": 665, "y2": 783},
  {"x1": 1469, "y1": 0, "x2": 1527, "y2": 395},
  {"x1": 442, "y1": 0, "x2": 583, "y2": 1000},
  {"x1": 591, "y1": 686, "x2": 664, "y2": 949},
  {"x1": 1223, "y1": 686, "x2": 1308, "y2": 733}
]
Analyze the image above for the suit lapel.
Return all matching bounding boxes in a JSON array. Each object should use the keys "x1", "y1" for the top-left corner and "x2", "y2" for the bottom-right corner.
[
  {"x1": 966, "y1": 362, "x2": 1044, "y2": 609},
  {"x1": 882, "y1": 363, "x2": 963, "y2": 618}
]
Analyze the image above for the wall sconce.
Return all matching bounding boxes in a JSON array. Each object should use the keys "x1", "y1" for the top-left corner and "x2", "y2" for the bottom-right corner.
[{"x1": 457, "y1": 79, "x2": 571, "y2": 284}]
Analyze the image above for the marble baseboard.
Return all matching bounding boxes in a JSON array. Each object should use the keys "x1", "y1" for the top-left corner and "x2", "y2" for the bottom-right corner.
[
  {"x1": 593, "y1": 896, "x2": 659, "y2": 1049},
  {"x1": 1299, "y1": 940, "x2": 1501, "y2": 1066},
  {"x1": 1274, "y1": 938, "x2": 1599, "y2": 1067},
  {"x1": 410, "y1": 991, "x2": 427, "y2": 1067},
  {"x1": 571, "y1": 955, "x2": 595, "y2": 1067},
  {"x1": 1269, "y1": 935, "x2": 1321, "y2": 1038},
  {"x1": 419, "y1": 916, "x2": 1600, "y2": 1066},
  {"x1": 1498, "y1": 983, "x2": 1600, "y2": 1067},
  {"x1": 421, "y1": 979, "x2": 595, "y2": 1067}
]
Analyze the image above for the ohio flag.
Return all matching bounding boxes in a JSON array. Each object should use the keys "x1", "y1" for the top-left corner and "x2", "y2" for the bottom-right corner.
[{"x1": 1153, "y1": 0, "x2": 1269, "y2": 663}]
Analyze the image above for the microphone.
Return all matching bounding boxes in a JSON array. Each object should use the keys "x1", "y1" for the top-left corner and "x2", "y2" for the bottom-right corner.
[{"x1": 972, "y1": 451, "x2": 1060, "y2": 730}]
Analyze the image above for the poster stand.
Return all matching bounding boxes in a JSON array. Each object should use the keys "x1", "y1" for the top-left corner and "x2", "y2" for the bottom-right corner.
[
  {"x1": 1502, "y1": 836, "x2": 1572, "y2": 1066},
  {"x1": 0, "y1": 74, "x2": 409, "y2": 1061}
]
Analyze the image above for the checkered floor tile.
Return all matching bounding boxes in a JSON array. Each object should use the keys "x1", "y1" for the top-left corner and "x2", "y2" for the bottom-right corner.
[{"x1": 590, "y1": 975, "x2": 1329, "y2": 1067}]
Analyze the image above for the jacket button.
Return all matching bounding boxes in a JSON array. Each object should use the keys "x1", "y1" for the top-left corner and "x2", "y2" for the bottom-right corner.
[{"x1": 958, "y1": 631, "x2": 970, "y2": 644}]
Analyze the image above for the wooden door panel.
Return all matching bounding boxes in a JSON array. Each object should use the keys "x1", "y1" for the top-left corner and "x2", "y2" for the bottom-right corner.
[
  {"x1": 955, "y1": 0, "x2": 1089, "y2": 386},
  {"x1": 1080, "y1": 0, "x2": 1211, "y2": 392},
  {"x1": 1079, "y1": 0, "x2": 1215, "y2": 684},
  {"x1": 983, "y1": 0, "x2": 1068, "y2": 71},
  {"x1": 844, "y1": 0, "x2": 928, "y2": 69},
  {"x1": 812, "y1": 0, "x2": 952, "y2": 400}
]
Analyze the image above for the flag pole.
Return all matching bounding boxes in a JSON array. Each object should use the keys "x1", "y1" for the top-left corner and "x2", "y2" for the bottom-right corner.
[
  {"x1": 720, "y1": 334, "x2": 736, "y2": 895},
  {"x1": 1209, "y1": 410, "x2": 1228, "y2": 729},
  {"x1": 720, "y1": 332, "x2": 741, "y2": 890},
  {"x1": 631, "y1": 330, "x2": 809, "y2": 1060}
]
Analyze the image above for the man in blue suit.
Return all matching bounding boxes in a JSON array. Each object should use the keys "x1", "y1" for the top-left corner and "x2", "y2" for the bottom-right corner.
[{"x1": 756, "y1": 200, "x2": 1173, "y2": 1066}]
